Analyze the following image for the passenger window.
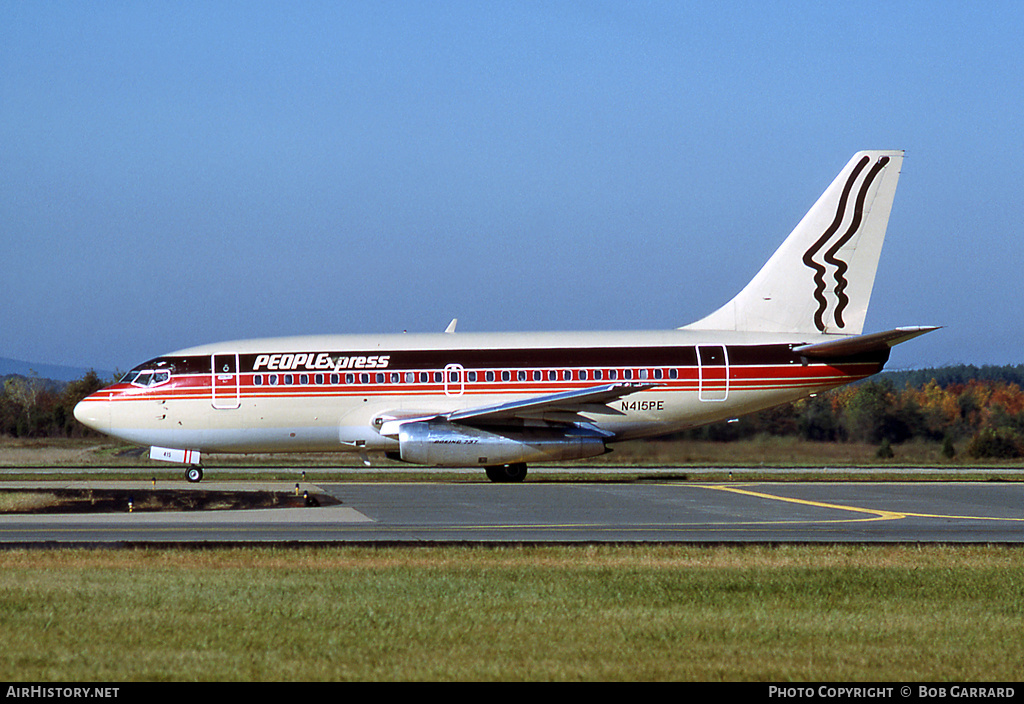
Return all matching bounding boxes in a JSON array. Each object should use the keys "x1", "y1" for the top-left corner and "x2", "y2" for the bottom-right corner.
[
  {"x1": 406, "y1": 372, "x2": 415, "y2": 383},
  {"x1": 501, "y1": 370, "x2": 510, "y2": 382},
  {"x1": 594, "y1": 370, "x2": 603, "y2": 380},
  {"x1": 315, "y1": 373, "x2": 324, "y2": 385},
  {"x1": 579, "y1": 370, "x2": 588, "y2": 381},
  {"x1": 669, "y1": 368, "x2": 678, "y2": 380},
  {"x1": 517, "y1": 370, "x2": 526, "y2": 382},
  {"x1": 486, "y1": 370, "x2": 495, "y2": 382},
  {"x1": 608, "y1": 369, "x2": 617, "y2": 380},
  {"x1": 468, "y1": 371, "x2": 477, "y2": 382},
  {"x1": 533, "y1": 370, "x2": 541, "y2": 381}
]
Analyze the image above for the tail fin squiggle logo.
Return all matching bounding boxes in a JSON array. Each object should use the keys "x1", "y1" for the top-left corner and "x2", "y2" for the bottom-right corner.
[{"x1": 802, "y1": 155, "x2": 891, "y2": 332}]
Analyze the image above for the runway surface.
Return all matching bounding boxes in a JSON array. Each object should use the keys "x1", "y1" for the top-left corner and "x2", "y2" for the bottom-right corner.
[{"x1": 2, "y1": 479, "x2": 1023, "y2": 544}]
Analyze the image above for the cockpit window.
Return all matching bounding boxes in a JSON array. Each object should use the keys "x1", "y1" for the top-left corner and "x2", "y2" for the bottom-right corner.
[
  {"x1": 122, "y1": 357, "x2": 178, "y2": 387},
  {"x1": 128, "y1": 369, "x2": 171, "y2": 388}
]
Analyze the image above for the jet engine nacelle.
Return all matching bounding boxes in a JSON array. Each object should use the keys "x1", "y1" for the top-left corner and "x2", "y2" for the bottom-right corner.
[{"x1": 396, "y1": 420, "x2": 607, "y2": 467}]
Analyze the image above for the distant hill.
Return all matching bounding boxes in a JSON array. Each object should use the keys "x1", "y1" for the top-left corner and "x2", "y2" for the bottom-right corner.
[{"x1": 0, "y1": 356, "x2": 114, "y2": 383}]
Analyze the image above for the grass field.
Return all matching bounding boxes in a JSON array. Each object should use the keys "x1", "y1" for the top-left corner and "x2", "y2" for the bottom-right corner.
[
  {"x1": 1, "y1": 545, "x2": 1023, "y2": 681},
  {"x1": 1, "y1": 438, "x2": 1022, "y2": 681}
]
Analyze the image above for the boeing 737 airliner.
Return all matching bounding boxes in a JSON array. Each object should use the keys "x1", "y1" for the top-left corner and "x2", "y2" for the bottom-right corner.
[{"x1": 74, "y1": 150, "x2": 937, "y2": 482}]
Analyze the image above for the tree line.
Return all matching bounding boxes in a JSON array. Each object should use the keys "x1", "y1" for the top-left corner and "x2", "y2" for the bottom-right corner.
[
  {"x1": 3, "y1": 365, "x2": 1023, "y2": 458},
  {"x1": 1, "y1": 371, "x2": 107, "y2": 439},
  {"x1": 667, "y1": 365, "x2": 1024, "y2": 459}
]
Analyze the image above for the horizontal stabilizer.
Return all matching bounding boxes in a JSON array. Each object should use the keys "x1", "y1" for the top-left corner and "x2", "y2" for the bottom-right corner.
[{"x1": 793, "y1": 326, "x2": 940, "y2": 359}]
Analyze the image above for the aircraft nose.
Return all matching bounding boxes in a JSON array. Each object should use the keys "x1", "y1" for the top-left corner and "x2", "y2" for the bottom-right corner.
[{"x1": 74, "y1": 396, "x2": 109, "y2": 434}]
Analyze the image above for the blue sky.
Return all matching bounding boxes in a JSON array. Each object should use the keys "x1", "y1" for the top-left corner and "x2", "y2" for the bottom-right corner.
[{"x1": 2, "y1": 1, "x2": 1022, "y2": 374}]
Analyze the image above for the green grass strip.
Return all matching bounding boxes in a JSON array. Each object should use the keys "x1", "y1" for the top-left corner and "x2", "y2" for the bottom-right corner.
[{"x1": 1, "y1": 544, "x2": 1022, "y2": 681}]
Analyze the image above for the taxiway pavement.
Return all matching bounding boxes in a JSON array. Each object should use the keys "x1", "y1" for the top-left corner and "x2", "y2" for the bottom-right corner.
[{"x1": 1, "y1": 479, "x2": 1022, "y2": 545}]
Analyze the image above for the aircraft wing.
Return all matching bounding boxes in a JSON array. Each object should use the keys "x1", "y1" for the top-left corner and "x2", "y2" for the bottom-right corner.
[
  {"x1": 376, "y1": 383, "x2": 655, "y2": 437},
  {"x1": 447, "y1": 382, "x2": 656, "y2": 425},
  {"x1": 793, "y1": 326, "x2": 940, "y2": 359}
]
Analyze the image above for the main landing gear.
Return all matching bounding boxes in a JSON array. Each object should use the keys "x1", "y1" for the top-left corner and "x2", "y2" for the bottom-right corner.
[
  {"x1": 484, "y1": 463, "x2": 528, "y2": 483},
  {"x1": 186, "y1": 465, "x2": 204, "y2": 483}
]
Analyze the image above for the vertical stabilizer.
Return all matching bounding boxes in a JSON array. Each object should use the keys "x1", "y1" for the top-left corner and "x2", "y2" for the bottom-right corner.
[{"x1": 683, "y1": 150, "x2": 903, "y2": 336}]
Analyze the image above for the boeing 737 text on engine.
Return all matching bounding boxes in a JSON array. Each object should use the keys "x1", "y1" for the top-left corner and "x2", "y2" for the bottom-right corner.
[{"x1": 74, "y1": 150, "x2": 937, "y2": 483}]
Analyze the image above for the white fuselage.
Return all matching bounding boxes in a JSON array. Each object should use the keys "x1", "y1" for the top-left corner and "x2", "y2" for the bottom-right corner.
[{"x1": 74, "y1": 328, "x2": 886, "y2": 458}]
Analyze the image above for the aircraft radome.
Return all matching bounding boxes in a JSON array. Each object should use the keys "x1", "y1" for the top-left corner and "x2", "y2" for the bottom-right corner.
[{"x1": 75, "y1": 150, "x2": 937, "y2": 483}]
